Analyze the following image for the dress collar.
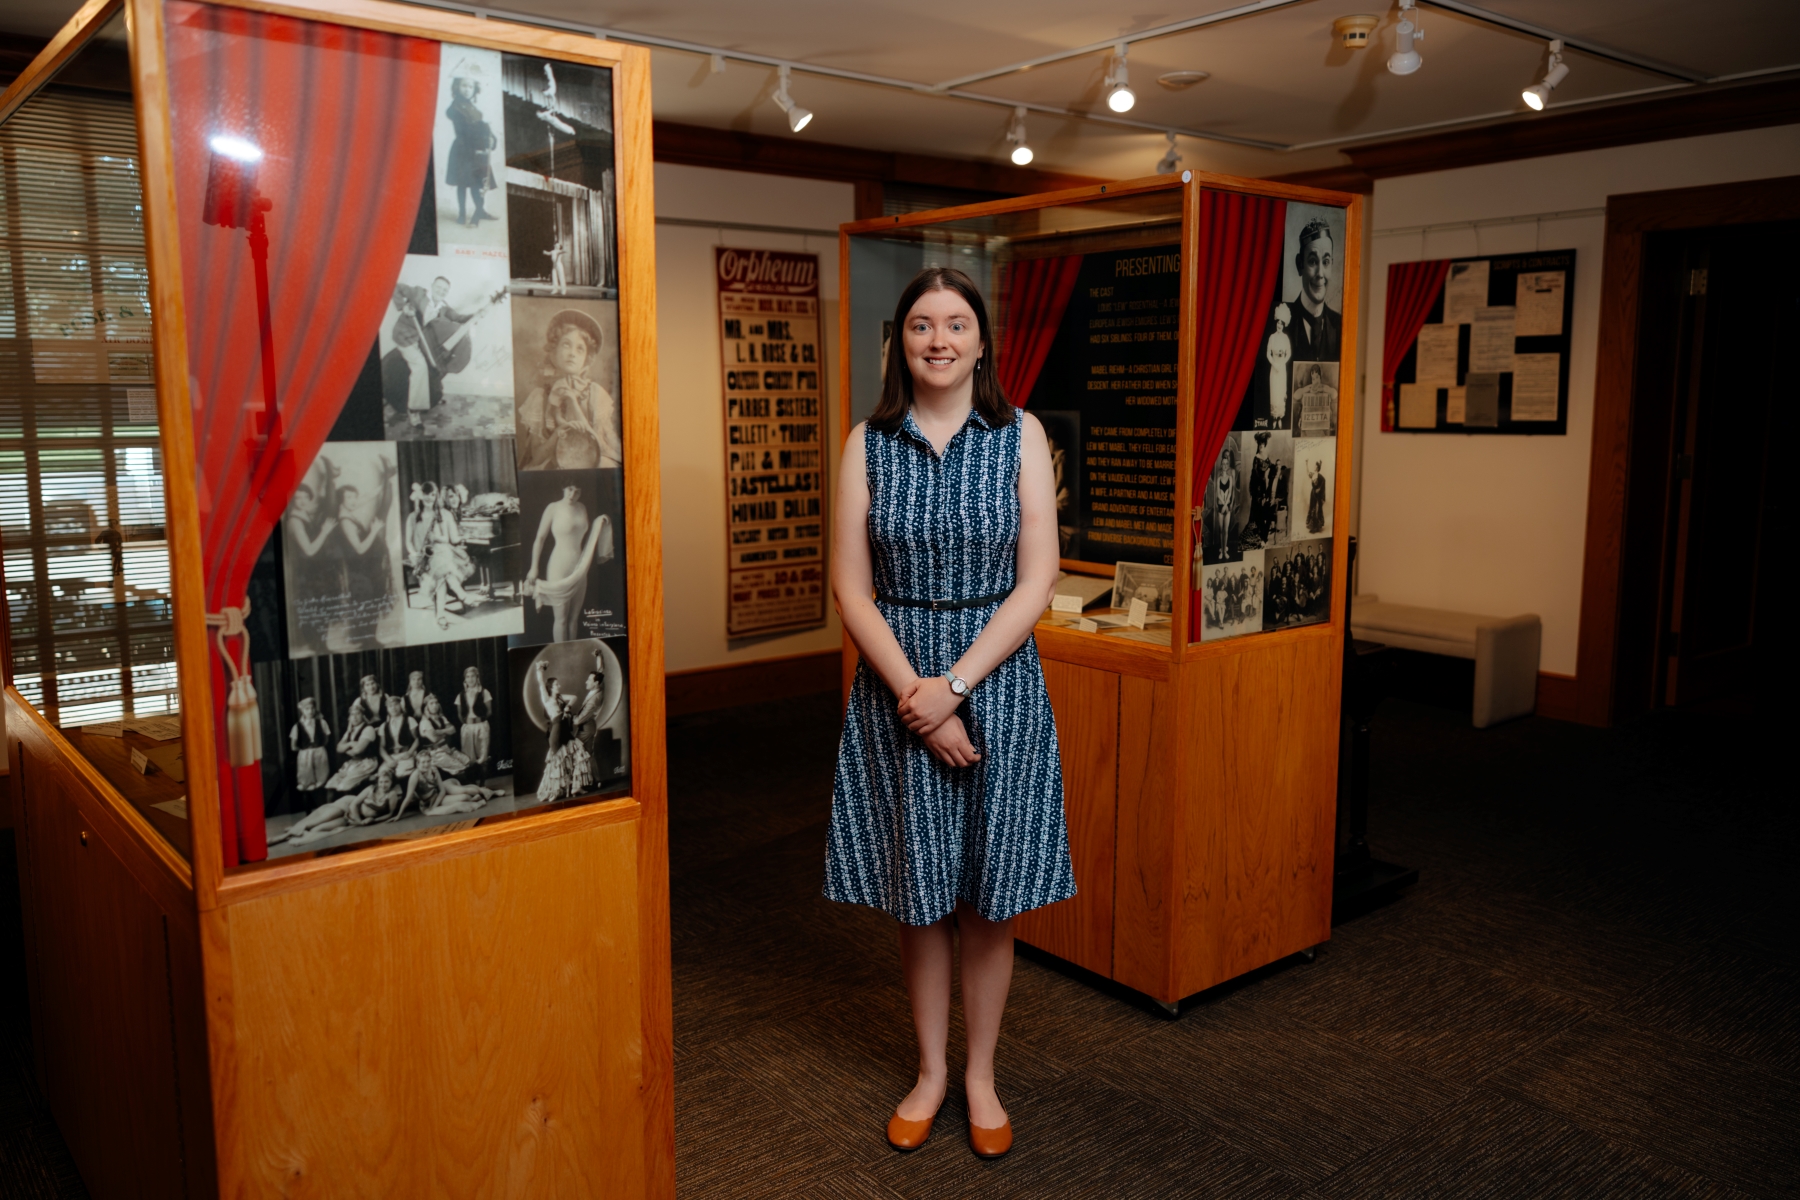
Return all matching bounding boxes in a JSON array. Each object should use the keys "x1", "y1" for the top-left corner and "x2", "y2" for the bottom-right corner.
[{"x1": 899, "y1": 405, "x2": 998, "y2": 454}]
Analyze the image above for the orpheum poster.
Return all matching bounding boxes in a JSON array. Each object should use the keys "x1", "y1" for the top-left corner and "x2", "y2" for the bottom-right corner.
[{"x1": 716, "y1": 247, "x2": 827, "y2": 637}]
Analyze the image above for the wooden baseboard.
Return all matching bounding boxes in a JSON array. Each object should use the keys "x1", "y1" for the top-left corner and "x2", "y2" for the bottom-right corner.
[
  {"x1": 1536, "y1": 671, "x2": 1580, "y2": 722},
  {"x1": 664, "y1": 649, "x2": 842, "y2": 718}
]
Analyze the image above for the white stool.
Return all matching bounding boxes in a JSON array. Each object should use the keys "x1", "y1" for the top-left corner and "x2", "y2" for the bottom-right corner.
[{"x1": 1351, "y1": 596, "x2": 1541, "y2": 728}]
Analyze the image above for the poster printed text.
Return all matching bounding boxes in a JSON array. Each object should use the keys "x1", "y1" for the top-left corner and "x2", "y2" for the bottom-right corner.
[{"x1": 717, "y1": 247, "x2": 827, "y2": 637}]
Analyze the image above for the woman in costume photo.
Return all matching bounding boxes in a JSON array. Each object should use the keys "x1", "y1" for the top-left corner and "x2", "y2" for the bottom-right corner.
[
  {"x1": 533, "y1": 660, "x2": 594, "y2": 802},
  {"x1": 282, "y1": 482, "x2": 339, "y2": 654},
  {"x1": 377, "y1": 693, "x2": 420, "y2": 777},
  {"x1": 444, "y1": 70, "x2": 497, "y2": 228},
  {"x1": 456, "y1": 665, "x2": 495, "y2": 783},
  {"x1": 416, "y1": 693, "x2": 472, "y2": 776},
  {"x1": 395, "y1": 759, "x2": 502, "y2": 822},
  {"x1": 516, "y1": 308, "x2": 622, "y2": 471},
  {"x1": 324, "y1": 702, "x2": 379, "y2": 795},
  {"x1": 826, "y1": 267, "x2": 1071, "y2": 1160},
  {"x1": 524, "y1": 482, "x2": 612, "y2": 643},
  {"x1": 418, "y1": 484, "x2": 483, "y2": 631},
  {"x1": 288, "y1": 695, "x2": 332, "y2": 811}
]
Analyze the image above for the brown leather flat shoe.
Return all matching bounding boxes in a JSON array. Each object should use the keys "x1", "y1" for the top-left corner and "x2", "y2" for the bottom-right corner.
[
  {"x1": 886, "y1": 1110, "x2": 936, "y2": 1151},
  {"x1": 968, "y1": 1117, "x2": 1013, "y2": 1159}
]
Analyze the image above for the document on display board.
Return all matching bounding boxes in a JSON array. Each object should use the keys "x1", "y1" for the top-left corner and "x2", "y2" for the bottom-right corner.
[
  {"x1": 1414, "y1": 323, "x2": 1460, "y2": 385},
  {"x1": 1469, "y1": 306, "x2": 1517, "y2": 374},
  {"x1": 1442, "y1": 259, "x2": 1490, "y2": 326},
  {"x1": 1398, "y1": 383, "x2": 1439, "y2": 429},
  {"x1": 1510, "y1": 353, "x2": 1562, "y2": 421},
  {"x1": 1463, "y1": 373, "x2": 1501, "y2": 427},
  {"x1": 1444, "y1": 386, "x2": 1467, "y2": 424},
  {"x1": 1514, "y1": 270, "x2": 1566, "y2": 336}
]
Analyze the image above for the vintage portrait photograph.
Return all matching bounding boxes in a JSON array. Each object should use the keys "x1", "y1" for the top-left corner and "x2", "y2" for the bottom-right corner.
[
  {"x1": 433, "y1": 48, "x2": 509, "y2": 253},
  {"x1": 1292, "y1": 437, "x2": 1336, "y2": 542},
  {"x1": 503, "y1": 54, "x2": 617, "y2": 297},
  {"x1": 1034, "y1": 409, "x2": 1081, "y2": 557},
  {"x1": 281, "y1": 441, "x2": 406, "y2": 658},
  {"x1": 383, "y1": 253, "x2": 515, "y2": 441},
  {"x1": 254, "y1": 638, "x2": 516, "y2": 858},
  {"x1": 1241, "y1": 429, "x2": 1292, "y2": 552},
  {"x1": 510, "y1": 295, "x2": 623, "y2": 471},
  {"x1": 1290, "y1": 361, "x2": 1340, "y2": 438},
  {"x1": 1200, "y1": 550, "x2": 1265, "y2": 642},
  {"x1": 1265, "y1": 538, "x2": 1333, "y2": 630},
  {"x1": 506, "y1": 637, "x2": 631, "y2": 804},
  {"x1": 1278, "y1": 202, "x2": 1345, "y2": 365},
  {"x1": 1111, "y1": 560, "x2": 1175, "y2": 613},
  {"x1": 516, "y1": 467, "x2": 626, "y2": 645},
  {"x1": 396, "y1": 440, "x2": 524, "y2": 645},
  {"x1": 1200, "y1": 431, "x2": 1249, "y2": 565}
]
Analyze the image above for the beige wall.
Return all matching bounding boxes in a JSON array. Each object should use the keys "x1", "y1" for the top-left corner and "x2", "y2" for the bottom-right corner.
[
  {"x1": 653, "y1": 162, "x2": 855, "y2": 673},
  {"x1": 1354, "y1": 124, "x2": 1800, "y2": 675}
]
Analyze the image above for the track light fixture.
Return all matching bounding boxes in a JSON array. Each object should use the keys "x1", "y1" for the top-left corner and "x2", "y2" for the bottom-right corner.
[
  {"x1": 1155, "y1": 131, "x2": 1182, "y2": 175},
  {"x1": 1522, "y1": 39, "x2": 1569, "y2": 111},
  {"x1": 1387, "y1": 0, "x2": 1422, "y2": 76},
  {"x1": 772, "y1": 65, "x2": 813, "y2": 132},
  {"x1": 1005, "y1": 106, "x2": 1033, "y2": 166},
  {"x1": 1105, "y1": 43, "x2": 1136, "y2": 113}
]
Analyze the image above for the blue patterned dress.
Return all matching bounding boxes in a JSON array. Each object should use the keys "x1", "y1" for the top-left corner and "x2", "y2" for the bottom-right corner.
[{"x1": 824, "y1": 408, "x2": 1076, "y2": 926}]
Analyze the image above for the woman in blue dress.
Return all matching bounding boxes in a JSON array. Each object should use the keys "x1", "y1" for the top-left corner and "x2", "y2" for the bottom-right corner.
[{"x1": 826, "y1": 267, "x2": 1073, "y2": 1159}]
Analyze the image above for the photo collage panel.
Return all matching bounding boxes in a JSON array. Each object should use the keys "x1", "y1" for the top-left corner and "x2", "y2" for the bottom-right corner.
[
  {"x1": 259, "y1": 46, "x2": 630, "y2": 857},
  {"x1": 1193, "y1": 201, "x2": 1341, "y2": 642}
]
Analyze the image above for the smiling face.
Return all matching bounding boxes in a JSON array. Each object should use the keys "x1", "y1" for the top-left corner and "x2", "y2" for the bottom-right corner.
[
  {"x1": 551, "y1": 325, "x2": 592, "y2": 376},
  {"x1": 431, "y1": 277, "x2": 450, "y2": 303},
  {"x1": 464, "y1": 667, "x2": 481, "y2": 689},
  {"x1": 903, "y1": 288, "x2": 982, "y2": 397},
  {"x1": 1297, "y1": 231, "x2": 1334, "y2": 308}
]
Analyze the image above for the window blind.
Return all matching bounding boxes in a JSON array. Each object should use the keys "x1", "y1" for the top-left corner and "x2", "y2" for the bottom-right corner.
[{"x1": 0, "y1": 84, "x2": 176, "y2": 728}]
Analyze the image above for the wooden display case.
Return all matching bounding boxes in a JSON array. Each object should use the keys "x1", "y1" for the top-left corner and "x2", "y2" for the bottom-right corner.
[
  {"x1": 2, "y1": 1, "x2": 672, "y2": 1195},
  {"x1": 839, "y1": 173, "x2": 1361, "y2": 1010}
]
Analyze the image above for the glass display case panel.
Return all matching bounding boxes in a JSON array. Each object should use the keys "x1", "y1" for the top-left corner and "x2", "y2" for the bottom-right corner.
[
  {"x1": 158, "y1": 2, "x2": 633, "y2": 866},
  {"x1": 0, "y1": 14, "x2": 191, "y2": 858}
]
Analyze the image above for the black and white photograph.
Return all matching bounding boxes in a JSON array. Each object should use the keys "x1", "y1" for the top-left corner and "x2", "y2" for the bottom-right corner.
[
  {"x1": 511, "y1": 294, "x2": 623, "y2": 471},
  {"x1": 1289, "y1": 361, "x2": 1339, "y2": 438},
  {"x1": 383, "y1": 254, "x2": 515, "y2": 440},
  {"x1": 1200, "y1": 431, "x2": 1249, "y2": 565},
  {"x1": 1264, "y1": 538, "x2": 1333, "y2": 630},
  {"x1": 281, "y1": 441, "x2": 405, "y2": 657},
  {"x1": 1242, "y1": 429, "x2": 1292, "y2": 551},
  {"x1": 1200, "y1": 550, "x2": 1265, "y2": 642},
  {"x1": 396, "y1": 439, "x2": 524, "y2": 645},
  {"x1": 503, "y1": 54, "x2": 617, "y2": 297},
  {"x1": 516, "y1": 467, "x2": 626, "y2": 645},
  {"x1": 1110, "y1": 560, "x2": 1174, "y2": 613},
  {"x1": 1035, "y1": 409, "x2": 1080, "y2": 557},
  {"x1": 254, "y1": 638, "x2": 516, "y2": 858},
  {"x1": 1278, "y1": 201, "x2": 1345, "y2": 365},
  {"x1": 507, "y1": 637, "x2": 631, "y2": 804},
  {"x1": 1291, "y1": 437, "x2": 1335, "y2": 542},
  {"x1": 433, "y1": 48, "x2": 510, "y2": 254}
]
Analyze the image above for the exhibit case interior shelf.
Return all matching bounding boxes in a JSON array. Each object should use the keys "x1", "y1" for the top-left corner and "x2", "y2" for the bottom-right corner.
[
  {"x1": 839, "y1": 173, "x2": 1362, "y2": 1007},
  {"x1": 1, "y1": 0, "x2": 672, "y2": 1194}
]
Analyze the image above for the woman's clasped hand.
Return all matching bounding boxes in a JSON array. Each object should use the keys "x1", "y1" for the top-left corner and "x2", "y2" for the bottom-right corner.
[{"x1": 895, "y1": 674, "x2": 981, "y2": 768}]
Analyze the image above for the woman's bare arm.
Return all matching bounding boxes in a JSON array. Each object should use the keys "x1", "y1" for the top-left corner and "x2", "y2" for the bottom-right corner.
[
  {"x1": 832, "y1": 424, "x2": 925, "y2": 700},
  {"x1": 897, "y1": 412, "x2": 1060, "y2": 735}
]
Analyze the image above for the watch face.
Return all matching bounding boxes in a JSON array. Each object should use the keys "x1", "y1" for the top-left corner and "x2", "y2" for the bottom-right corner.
[{"x1": 950, "y1": 677, "x2": 968, "y2": 695}]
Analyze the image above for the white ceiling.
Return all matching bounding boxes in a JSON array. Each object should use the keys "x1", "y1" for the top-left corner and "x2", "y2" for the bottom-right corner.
[{"x1": 8, "y1": 0, "x2": 1799, "y2": 179}]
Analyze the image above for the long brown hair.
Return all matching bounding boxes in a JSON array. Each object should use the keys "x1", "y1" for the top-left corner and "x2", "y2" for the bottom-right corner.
[{"x1": 868, "y1": 267, "x2": 1014, "y2": 433}]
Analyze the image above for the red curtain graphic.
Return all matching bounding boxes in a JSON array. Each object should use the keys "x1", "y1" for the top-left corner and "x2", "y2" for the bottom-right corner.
[
  {"x1": 998, "y1": 254, "x2": 1083, "y2": 407},
  {"x1": 1380, "y1": 259, "x2": 1451, "y2": 431},
  {"x1": 165, "y1": 2, "x2": 440, "y2": 865},
  {"x1": 1187, "y1": 189, "x2": 1286, "y2": 642}
]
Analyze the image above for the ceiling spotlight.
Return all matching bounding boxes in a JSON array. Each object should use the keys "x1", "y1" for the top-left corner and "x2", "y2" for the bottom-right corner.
[
  {"x1": 1522, "y1": 39, "x2": 1569, "y2": 111},
  {"x1": 772, "y1": 65, "x2": 813, "y2": 133},
  {"x1": 1333, "y1": 15, "x2": 1378, "y2": 49},
  {"x1": 1005, "y1": 106, "x2": 1033, "y2": 166},
  {"x1": 1157, "y1": 70, "x2": 1209, "y2": 90},
  {"x1": 1387, "y1": 0, "x2": 1423, "y2": 75},
  {"x1": 1105, "y1": 43, "x2": 1136, "y2": 113},
  {"x1": 1155, "y1": 131, "x2": 1182, "y2": 176}
]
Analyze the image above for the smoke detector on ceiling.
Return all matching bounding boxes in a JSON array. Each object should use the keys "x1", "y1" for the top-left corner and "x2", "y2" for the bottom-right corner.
[
  {"x1": 1157, "y1": 70, "x2": 1210, "y2": 90},
  {"x1": 1333, "y1": 15, "x2": 1378, "y2": 49}
]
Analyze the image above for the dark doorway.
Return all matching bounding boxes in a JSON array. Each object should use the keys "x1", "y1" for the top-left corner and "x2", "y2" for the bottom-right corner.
[{"x1": 1617, "y1": 221, "x2": 1793, "y2": 712}]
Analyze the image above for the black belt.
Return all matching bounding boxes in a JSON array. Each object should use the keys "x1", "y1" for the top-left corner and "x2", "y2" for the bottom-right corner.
[{"x1": 876, "y1": 589, "x2": 1010, "y2": 612}]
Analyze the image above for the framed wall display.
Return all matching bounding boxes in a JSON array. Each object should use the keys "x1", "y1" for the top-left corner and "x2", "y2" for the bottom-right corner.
[
  {"x1": 1381, "y1": 250, "x2": 1576, "y2": 434},
  {"x1": 840, "y1": 172, "x2": 1359, "y2": 1012},
  {"x1": 0, "y1": 1, "x2": 671, "y2": 1195},
  {"x1": 716, "y1": 247, "x2": 828, "y2": 638}
]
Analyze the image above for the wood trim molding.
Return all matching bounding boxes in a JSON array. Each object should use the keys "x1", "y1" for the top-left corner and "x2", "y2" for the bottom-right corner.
[
  {"x1": 652, "y1": 118, "x2": 1106, "y2": 195},
  {"x1": 665, "y1": 648, "x2": 841, "y2": 717},
  {"x1": 1320, "y1": 76, "x2": 1800, "y2": 187},
  {"x1": 1535, "y1": 672, "x2": 1579, "y2": 723},
  {"x1": 1576, "y1": 173, "x2": 1800, "y2": 726},
  {"x1": 0, "y1": 0, "x2": 119, "y2": 121}
]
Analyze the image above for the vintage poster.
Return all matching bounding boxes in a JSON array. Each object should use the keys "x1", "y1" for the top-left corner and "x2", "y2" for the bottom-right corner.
[{"x1": 717, "y1": 247, "x2": 827, "y2": 638}]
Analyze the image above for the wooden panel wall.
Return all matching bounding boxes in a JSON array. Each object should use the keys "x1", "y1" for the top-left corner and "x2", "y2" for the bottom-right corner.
[
  {"x1": 1111, "y1": 675, "x2": 1178, "y2": 1003},
  {"x1": 1015, "y1": 659, "x2": 1118, "y2": 976},
  {"x1": 1175, "y1": 633, "x2": 1339, "y2": 998},
  {"x1": 217, "y1": 811, "x2": 646, "y2": 1198}
]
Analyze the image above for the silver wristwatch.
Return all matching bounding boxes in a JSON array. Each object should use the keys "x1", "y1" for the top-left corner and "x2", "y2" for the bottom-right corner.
[{"x1": 945, "y1": 671, "x2": 971, "y2": 697}]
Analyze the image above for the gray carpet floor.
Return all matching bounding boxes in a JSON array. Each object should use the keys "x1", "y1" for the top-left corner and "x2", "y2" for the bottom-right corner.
[{"x1": 2, "y1": 691, "x2": 1794, "y2": 1197}]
